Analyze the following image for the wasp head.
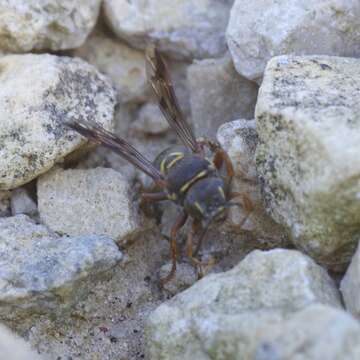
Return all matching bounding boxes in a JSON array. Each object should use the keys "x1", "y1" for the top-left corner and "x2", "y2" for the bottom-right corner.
[{"x1": 183, "y1": 177, "x2": 228, "y2": 226}]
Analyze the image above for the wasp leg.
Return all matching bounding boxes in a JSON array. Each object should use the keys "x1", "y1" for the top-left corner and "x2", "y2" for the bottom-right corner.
[
  {"x1": 229, "y1": 191, "x2": 254, "y2": 227},
  {"x1": 160, "y1": 212, "x2": 188, "y2": 286},
  {"x1": 186, "y1": 220, "x2": 215, "y2": 278},
  {"x1": 141, "y1": 191, "x2": 168, "y2": 202}
]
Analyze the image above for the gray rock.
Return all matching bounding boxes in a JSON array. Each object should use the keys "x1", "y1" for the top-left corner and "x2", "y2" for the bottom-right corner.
[
  {"x1": 0, "y1": 215, "x2": 122, "y2": 322},
  {"x1": 103, "y1": 0, "x2": 234, "y2": 60},
  {"x1": 255, "y1": 305, "x2": 360, "y2": 360},
  {"x1": 227, "y1": 0, "x2": 360, "y2": 81},
  {"x1": 38, "y1": 167, "x2": 141, "y2": 245},
  {"x1": 11, "y1": 187, "x2": 37, "y2": 218},
  {"x1": 0, "y1": 53, "x2": 116, "y2": 190},
  {"x1": 74, "y1": 30, "x2": 149, "y2": 104},
  {"x1": 0, "y1": 324, "x2": 43, "y2": 360},
  {"x1": 0, "y1": 0, "x2": 101, "y2": 52},
  {"x1": 146, "y1": 249, "x2": 341, "y2": 359},
  {"x1": 256, "y1": 55, "x2": 360, "y2": 270},
  {"x1": 189, "y1": 56, "x2": 258, "y2": 138},
  {"x1": 217, "y1": 120, "x2": 288, "y2": 247},
  {"x1": 131, "y1": 103, "x2": 169, "y2": 135},
  {"x1": 0, "y1": 191, "x2": 11, "y2": 217},
  {"x1": 341, "y1": 242, "x2": 360, "y2": 318}
]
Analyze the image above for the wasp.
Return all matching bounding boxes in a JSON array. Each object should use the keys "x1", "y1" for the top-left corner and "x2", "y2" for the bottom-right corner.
[{"x1": 66, "y1": 46, "x2": 253, "y2": 284}]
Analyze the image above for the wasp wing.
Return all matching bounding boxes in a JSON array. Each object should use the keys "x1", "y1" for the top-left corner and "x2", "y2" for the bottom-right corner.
[
  {"x1": 66, "y1": 119, "x2": 166, "y2": 186},
  {"x1": 146, "y1": 45, "x2": 200, "y2": 153}
]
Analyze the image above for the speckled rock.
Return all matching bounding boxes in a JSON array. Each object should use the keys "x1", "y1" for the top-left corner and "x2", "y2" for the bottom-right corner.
[
  {"x1": 255, "y1": 305, "x2": 360, "y2": 360},
  {"x1": 38, "y1": 167, "x2": 141, "y2": 245},
  {"x1": 103, "y1": 0, "x2": 234, "y2": 60},
  {"x1": 131, "y1": 103, "x2": 169, "y2": 135},
  {"x1": 0, "y1": 53, "x2": 116, "y2": 190},
  {"x1": 74, "y1": 30, "x2": 148, "y2": 104},
  {"x1": 0, "y1": 324, "x2": 43, "y2": 360},
  {"x1": 217, "y1": 120, "x2": 288, "y2": 247},
  {"x1": 146, "y1": 249, "x2": 341, "y2": 359},
  {"x1": 341, "y1": 242, "x2": 360, "y2": 318},
  {"x1": 256, "y1": 55, "x2": 360, "y2": 270},
  {"x1": 188, "y1": 56, "x2": 258, "y2": 138},
  {"x1": 0, "y1": 215, "x2": 122, "y2": 323},
  {"x1": 11, "y1": 187, "x2": 37, "y2": 218},
  {"x1": 0, "y1": 0, "x2": 101, "y2": 52},
  {"x1": 227, "y1": 0, "x2": 360, "y2": 81}
]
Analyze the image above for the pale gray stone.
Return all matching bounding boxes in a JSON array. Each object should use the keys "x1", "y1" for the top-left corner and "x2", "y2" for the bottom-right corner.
[
  {"x1": 189, "y1": 56, "x2": 258, "y2": 138},
  {"x1": 74, "y1": 30, "x2": 149, "y2": 104},
  {"x1": 11, "y1": 187, "x2": 37, "y2": 217},
  {"x1": 38, "y1": 167, "x2": 141, "y2": 245},
  {"x1": 146, "y1": 249, "x2": 341, "y2": 359},
  {"x1": 103, "y1": 0, "x2": 234, "y2": 60},
  {"x1": 256, "y1": 55, "x2": 360, "y2": 270},
  {"x1": 0, "y1": 54, "x2": 116, "y2": 190},
  {"x1": 341, "y1": 242, "x2": 360, "y2": 318},
  {"x1": 0, "y1": 0, "x2": 101, "y2": 52},
  {"x1": 227, "y1": 0, "x2": 360, "y2": 81},
  {"x1": 217, "y1": 120, "x2": 289, "y2": 247},
  {"x1": 0, "y1": 324, "x2": 43, "y2": 360},
  {"x1": 0, "y1": 215, "x2": 122, "y2": 322},
  {"x1": 131, "y1": 103, "x2": 169, "y2": 135}
]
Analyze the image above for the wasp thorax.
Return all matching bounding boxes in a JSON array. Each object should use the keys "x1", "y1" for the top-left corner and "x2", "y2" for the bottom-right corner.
[{"x1": 183, "y1": 177, "x2": 227, "y2": 223}]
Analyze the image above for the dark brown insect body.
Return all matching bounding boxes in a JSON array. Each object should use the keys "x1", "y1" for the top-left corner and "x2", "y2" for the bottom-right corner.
[{"x1": 65, "y1": 46, "x2": 253, "y2": 284}]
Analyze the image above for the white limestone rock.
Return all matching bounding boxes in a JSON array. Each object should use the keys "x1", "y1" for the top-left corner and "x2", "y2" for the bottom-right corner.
[
  {"x1": 227, "y1": 0, "x2": 360, "y2": 81},
  {"x1": 0, "y1": 0, "x2": 101, "y2": 52},
  {"x1": 103, "y1": 0, "x2": 234, "y2": 60},
  {"x1": 188, "y1": 56, "x2": 258, "y2": 138},
  {"x1": 256, "y1": 55, "x2": 360, "y2": 270},
  {"x1": 0, "y1": 53, "x2": 116, "y2": 190},
  {"x1": 217, "y1": 119, "x2": 289, "y2": 247},
  {"x1": 146, "y1": 249, "x2": 341, "y2": 359},
  {"x1": 0, "y1": 215, "x2": 122, "y2": 322},
  {"x1": 74, "y1": 31, "x2": 148, "y2": 104},
  {"x1": 38, "y1": 167, "x2": 141, "y2": 245}
]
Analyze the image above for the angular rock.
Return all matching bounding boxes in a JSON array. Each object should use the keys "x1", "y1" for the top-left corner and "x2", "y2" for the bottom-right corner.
[
  {"x1": 103, "y1": 0, "x2": 233, "y2": 60},
  {"x1": 11, "y1": 187, "x2": 37, "y2": 218},
  {"x1": 147, "y1": 249, "x2": 341, "y2": 359},
  {"x1": 74, "y1": 31, "x2": 148, "y2": 104},
  {"x1": 0, "y1": 53, "x2": 116, "y2": 190},
  {"x1": 227, "y1": 0, "x2": 360, "y2": 81},
  {"x1": 341, "y1": 242, "x2": 360, "y2": 318},
  {"x1": 217, "y1": 120, "x2": 288, "y2": 247},
  {"x1": 0, "y1": 0, "x2": 101, "y2": 52},
  {"x1": 0, "y1": 324, "x2": 43, "y2": 360},
  {"x1": 38, "y1": 167, "x2": 141, "y2": 245},
  {"x1": 131, "y1": 103, "x2": 169, "y2": 135},
  {"x1": 255, "y1": 305, "x2": 360, "y2": 360},
  {"x1": 256, "y1": 55, "x2": 360, "y2": 270},
  {"x1": 0, "y1": 215, "x2": 122, "y2": 322},
  {"x1": 189, "y1": 56, "x2": 258, "y2": 138}
]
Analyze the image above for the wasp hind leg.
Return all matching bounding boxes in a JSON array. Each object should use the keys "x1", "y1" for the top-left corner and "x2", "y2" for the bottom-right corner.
[{"x1": 160, "y1": 212, "x2": 188, "y2": 286}]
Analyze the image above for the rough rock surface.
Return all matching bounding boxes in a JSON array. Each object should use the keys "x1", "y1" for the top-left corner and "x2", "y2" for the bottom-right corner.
[
  {"x1": 188, "y1": 56, "x2": 258, "y2": 138},
  {"x1": 103, "y1": 0, "x2": 234, "y2": 60},
  {"x1": 74, "y1": 30, "x2": 148, "y2": 104},
  {"x1": 0, "y1": 191, "x2": 11, "y2": 217},
  {"x1": 38, "y1": 167, "x2": 141, "y2": 244},
  {"x1": 11, "y1": 187, "x2": 38, "y2": 218},
  {"x1": 227, "y1": 0, "x2": 360, "y2": 80},
  {"x1": 256, "y1": 55, "x2": 360, "y2": 270},
  {"x1": 0, "y1": 0, "x2": 101, "y2": 52},
  {"x1": 147, "y1": 249, "x2": 341, "y2": 359},
  {"x1": 341, "y1": 242, "x2": 360, "y2": 318},
  {"x1": 217, "y1": 119, "x2": 288, "y2": 248},
  {"x1": 0, "y1": 215, "x2": 122, "y2": 323},
  {"x1": 0, "y1": 53, "x2": 116, "y2": 190}
]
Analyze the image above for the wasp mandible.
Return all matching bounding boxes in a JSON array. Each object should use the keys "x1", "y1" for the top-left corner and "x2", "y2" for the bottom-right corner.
[{"x1": 66, "y1": 46, "x2": 253, "y2": 284}]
